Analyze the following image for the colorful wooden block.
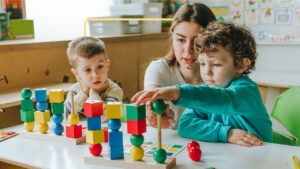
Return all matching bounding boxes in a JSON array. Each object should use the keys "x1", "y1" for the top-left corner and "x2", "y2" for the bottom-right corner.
[
  {"x1": 66, "y1": 125, "x2": 82, "y2": 138},
  {"x1": 108, "y1": 130, "x2": 123, "y2": 146},
  {"x1": 87, "y1": 116, "x2": 101, "y2": 130},
  {"x1": 34, "y1": 88, "x2": 47, "y2": 102},
  {"x1": 126, "y1": 104, "x2": 146, "y2": 121},
  {"x1": 84, "y1": 100, "x2": 103, "y2": 117},
  {"x1": 20, "y1": 99, "x2": 34, "y2": 110},
  {"x1": 127, "y1": 119, "x2": 146, "y2": 135},
  {"x1": 86, "y1": 129, "x2": 104, "y2": 144},
  {"x1": 20, "y1": 109, "x2": 35, "y2": 122},
  {"x1": 34, "y1": 110, "x2": 50, "y2": 123},
  {"x1": 51, "y1": 102, "x2": 64, "y2": 115},
  {"x1": 106, "y1": 102, "x2": 122, "y2": 119},
  {"x1": 49, "y1": 89, "x2": 64, "y2": 103},
  {"x1": 104, "y1": 127, "x2": 108, "y2": 142},
  {"x1": 109, "y1": 145, "x2": 124, "y2": 160}
]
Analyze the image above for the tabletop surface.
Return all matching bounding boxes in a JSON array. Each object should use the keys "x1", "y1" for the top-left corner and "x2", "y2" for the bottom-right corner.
[{"x1": 0, "y1": 122, "x2": 299, "y2": 169}]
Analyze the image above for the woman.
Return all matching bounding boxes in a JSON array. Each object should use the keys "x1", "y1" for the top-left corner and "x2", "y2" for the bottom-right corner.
[{"x1": 143, "y1": 3, "x2": 216, "y2": 129}]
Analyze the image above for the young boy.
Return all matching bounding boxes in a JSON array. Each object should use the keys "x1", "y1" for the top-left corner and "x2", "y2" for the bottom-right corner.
[
  {"x1": 65, "y1": 36, "x2": 123, "y2": 122},
  {"x1": 131, "y1": 22, "x2": 273, "y2": 147}
]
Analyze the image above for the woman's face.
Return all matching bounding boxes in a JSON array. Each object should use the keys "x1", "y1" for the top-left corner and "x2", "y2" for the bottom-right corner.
[{"x1": 172, "y1": 21, "x2": 202, "y2": 70}]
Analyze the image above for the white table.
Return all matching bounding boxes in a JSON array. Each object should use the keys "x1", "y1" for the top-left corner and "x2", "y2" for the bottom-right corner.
[{"x1": 0, "y1": 123, "x2": 299, "y2": 169}]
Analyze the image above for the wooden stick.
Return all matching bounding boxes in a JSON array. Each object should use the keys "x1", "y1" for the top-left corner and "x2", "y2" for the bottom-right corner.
[
  {"x1": 71, "y1": 92, "x2": 75, "y2": 114},
  {"x1": 157, "y1": 114, "x2": 162, "y2": 149}
]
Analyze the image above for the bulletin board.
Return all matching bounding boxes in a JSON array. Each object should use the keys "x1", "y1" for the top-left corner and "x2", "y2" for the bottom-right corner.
[{"x1": 191, "y1": 0, "x2": 300, "y2": 44}]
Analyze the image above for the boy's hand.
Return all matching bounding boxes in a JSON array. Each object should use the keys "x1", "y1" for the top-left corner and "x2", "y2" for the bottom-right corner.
[
  {"x1": 93, "y1": 80, "x2": 109, "y2": 94},
  {"x1": 131, "y1": 86, "x2": 180, "y2": 106},
  {"x1": 228, "y1": 129, "x2": 263, "y2": 147},
  {"x1": 78, "y1": 79, "x2": 90, "y2": 96},
  {"x1": 146, "y1": 103, "x2": 175, "y2": 129}
]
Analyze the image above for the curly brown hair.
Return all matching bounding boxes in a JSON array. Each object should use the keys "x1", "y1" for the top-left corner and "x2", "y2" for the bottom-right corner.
[{"x1": 195, "y1": 21, "x2": 257, "y2": 74}]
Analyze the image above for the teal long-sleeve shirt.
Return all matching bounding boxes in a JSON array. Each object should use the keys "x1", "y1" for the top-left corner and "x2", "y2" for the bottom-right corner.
[{"x1": 174, "y1": 75, "x2": 273, "y2": 143}]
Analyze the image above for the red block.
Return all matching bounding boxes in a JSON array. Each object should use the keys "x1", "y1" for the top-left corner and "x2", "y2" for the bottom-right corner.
[
  {"x1": 66, "y1": 125, "x2": 82, "y2": 138},
  {"x1": 127, "y1": 118, "x2": 146, "y2": 135},
  {"x1": 84, "y1": 100, "x2": 103, "y2": 117},
  {"x1": 104, "y1": 127, "x2": 108, "y2": 142}
]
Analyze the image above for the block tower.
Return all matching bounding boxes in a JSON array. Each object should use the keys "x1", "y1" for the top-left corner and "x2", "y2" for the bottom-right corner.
[
  {"x1": 106, "y1": 102, "x2": 124, "y2": 160},
  {"x1": 34, "y1": 88, "x2": 50, "y2": 134},
  {"x1": 84, "y1": 100, "x2": 104, "y2": 156},
  {"x1": 20, "y1": 88, "x2": 35, "y2": 132},
  {"x1": 66, "y1": 92, "x2": 82, "y2": 139},
  {"x1": 126, "y1": 103, "x2": 146, "y2": 161},
  {"x1": 49, "y1": 89, "x2": 65, "y2": 135},
  {"x1": 152, "y1": 100, "x2": 167, "y2": 163}
]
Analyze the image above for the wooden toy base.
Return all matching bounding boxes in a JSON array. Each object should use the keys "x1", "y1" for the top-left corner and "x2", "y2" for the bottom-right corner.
[
  {"x1": 84, "y1": 153, "x2": 176, "y2": 169},
  {"x1": 20, "y1": 131, "x2": 86, "y2": 145}
]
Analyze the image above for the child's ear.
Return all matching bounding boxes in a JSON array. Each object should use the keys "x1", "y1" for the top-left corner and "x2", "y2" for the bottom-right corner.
[
  {"x1": 106, "y1": 59, "x2": 111, "y2": 69},
  {"x1": 237, "y1": 58, "x2": 251, "y2": 74},
  {"x1": 71, "y1": 68, "x2": 78, "y2": 79}
]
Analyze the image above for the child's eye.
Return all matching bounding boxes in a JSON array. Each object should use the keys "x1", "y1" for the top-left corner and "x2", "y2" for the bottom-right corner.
[
  {"x1": 213, "y1": 64, "x2": 222, "y2": 67},
  {"x1": 85, "y1": 68, "x2": 91, "y2": 72},
  {"x1": 199, "y1": 63, "x2": 205, "y2": 66},
  {"x1": 97, "y1": 65, "x2": 104, "y2": 69}
]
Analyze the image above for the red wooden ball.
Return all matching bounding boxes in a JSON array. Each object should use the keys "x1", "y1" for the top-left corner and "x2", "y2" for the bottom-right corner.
[
  {"x1": 187, "y1": 140, "x2": 200, "y2": 151},
  {"x1": 188, "y1": 147, "x2": 202, "y2": 161},
  {"x1": 89, "y1": 144, "x2": 102, "y2": 156}
]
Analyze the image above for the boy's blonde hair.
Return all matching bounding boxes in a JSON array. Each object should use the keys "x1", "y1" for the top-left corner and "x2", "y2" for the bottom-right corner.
[
  {"x1": 67, "y1": 36, "x2": 106, "y2": 67},
  {"x1": 195, "y1": 21, "x2": 257, "y2": 74}
]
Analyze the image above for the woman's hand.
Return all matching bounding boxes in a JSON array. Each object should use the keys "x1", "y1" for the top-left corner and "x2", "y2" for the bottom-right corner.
[
  {"x1": 146, "y1": 102, "x2": 175, "y2": 129},
  {"x1": 228, "y1": 129, "x2": 263, "y2": 147}
]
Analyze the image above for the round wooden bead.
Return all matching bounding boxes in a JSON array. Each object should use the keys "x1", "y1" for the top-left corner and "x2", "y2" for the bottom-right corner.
[
  {"x1": 36, "y1": 101, "x2": 48, "y2": 111},
  {"x1": 39, "y1": 123, "x2": 48, "y2": 134},
  {"x1": 152, "y1": 99, "x2": 166, "y2": 115},
  {"x1": 187, "y1": 140, "x2": 200, "y2": 151},
  {"x1": 52, "y1": 114, "x2": 64, "y2": 123},
  {"x1": 68, "y1": 113, "x2": 79, "y2": 125},
  {"x1": 130, "y1": 146, "x2": 144, "y2": 161},
  {"x1": 89, "y1": 144, "x2": 102, "y2": 156},
  {"x1": 153, "y1": 148, "x2": 167, "y2": 163},
  {"x1": 188, "y1": 147, "x2": 202, "y2": 161},
  {"x1": 130, "y1": 134, "x2": 144, "y2": 147},
  {"x1": 24, "y1": 122, "x2": 34, "y2": 132},
  {"x1": 21, "y1": 88, "x2": 32, "y2": 99},
  {"x1": 108, "y1": 119, "x2": 121, "y2": 131},
  {"x1": 53, "y1": 123, "x2": 64, "y2": 135}
]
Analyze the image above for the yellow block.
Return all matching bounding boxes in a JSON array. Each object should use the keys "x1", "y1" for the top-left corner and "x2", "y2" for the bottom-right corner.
[
  {"x1": 49, "y1": 89, "x2": 64, "y2": 103},
  {"x1": 86, "y1": 129, "x2": 104, "y2": 144},
  {"x1": 34, "y1": 110, "x2": 50, "y2": 123},
  {"x1": 106, "y1": 102, "x2": 122, "y2": 119}
]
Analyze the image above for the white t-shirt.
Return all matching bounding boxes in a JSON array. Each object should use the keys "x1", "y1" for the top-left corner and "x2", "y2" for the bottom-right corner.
[{"x1": 144, "y1": 59, "x2": 186, "y2": 129}]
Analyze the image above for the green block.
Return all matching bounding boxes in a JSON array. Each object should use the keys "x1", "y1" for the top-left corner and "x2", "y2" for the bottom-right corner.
[
  {"x1": 10, "y1": 19, "x2": 34, "y2": 39},
  {"x1": 20, "y1": 109, "x2": 35, "y2": 122},
  {"x1": 20, "y1": 99, "x2": 34, "y2": 110},
  {"x1": 126, "y1": 104, "x2": 146, "y2": 120},
  {"x1": 51, "y1": 102, "x2": 64, "y2": 115}
]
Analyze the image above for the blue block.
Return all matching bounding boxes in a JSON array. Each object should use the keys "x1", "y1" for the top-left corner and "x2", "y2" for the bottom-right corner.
[
  {"x1": 109, "y1": 131, "x2": 123, "y2": 146},
  {"x1": 109, "y1": 145, "x2": 124, "y2": 160},
  {"x1": 87, "y1": 116, "x2": 101, "y2": 130},
  {"x1": 35, "y1": 88, "x2": 47, "y2": 102}
]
